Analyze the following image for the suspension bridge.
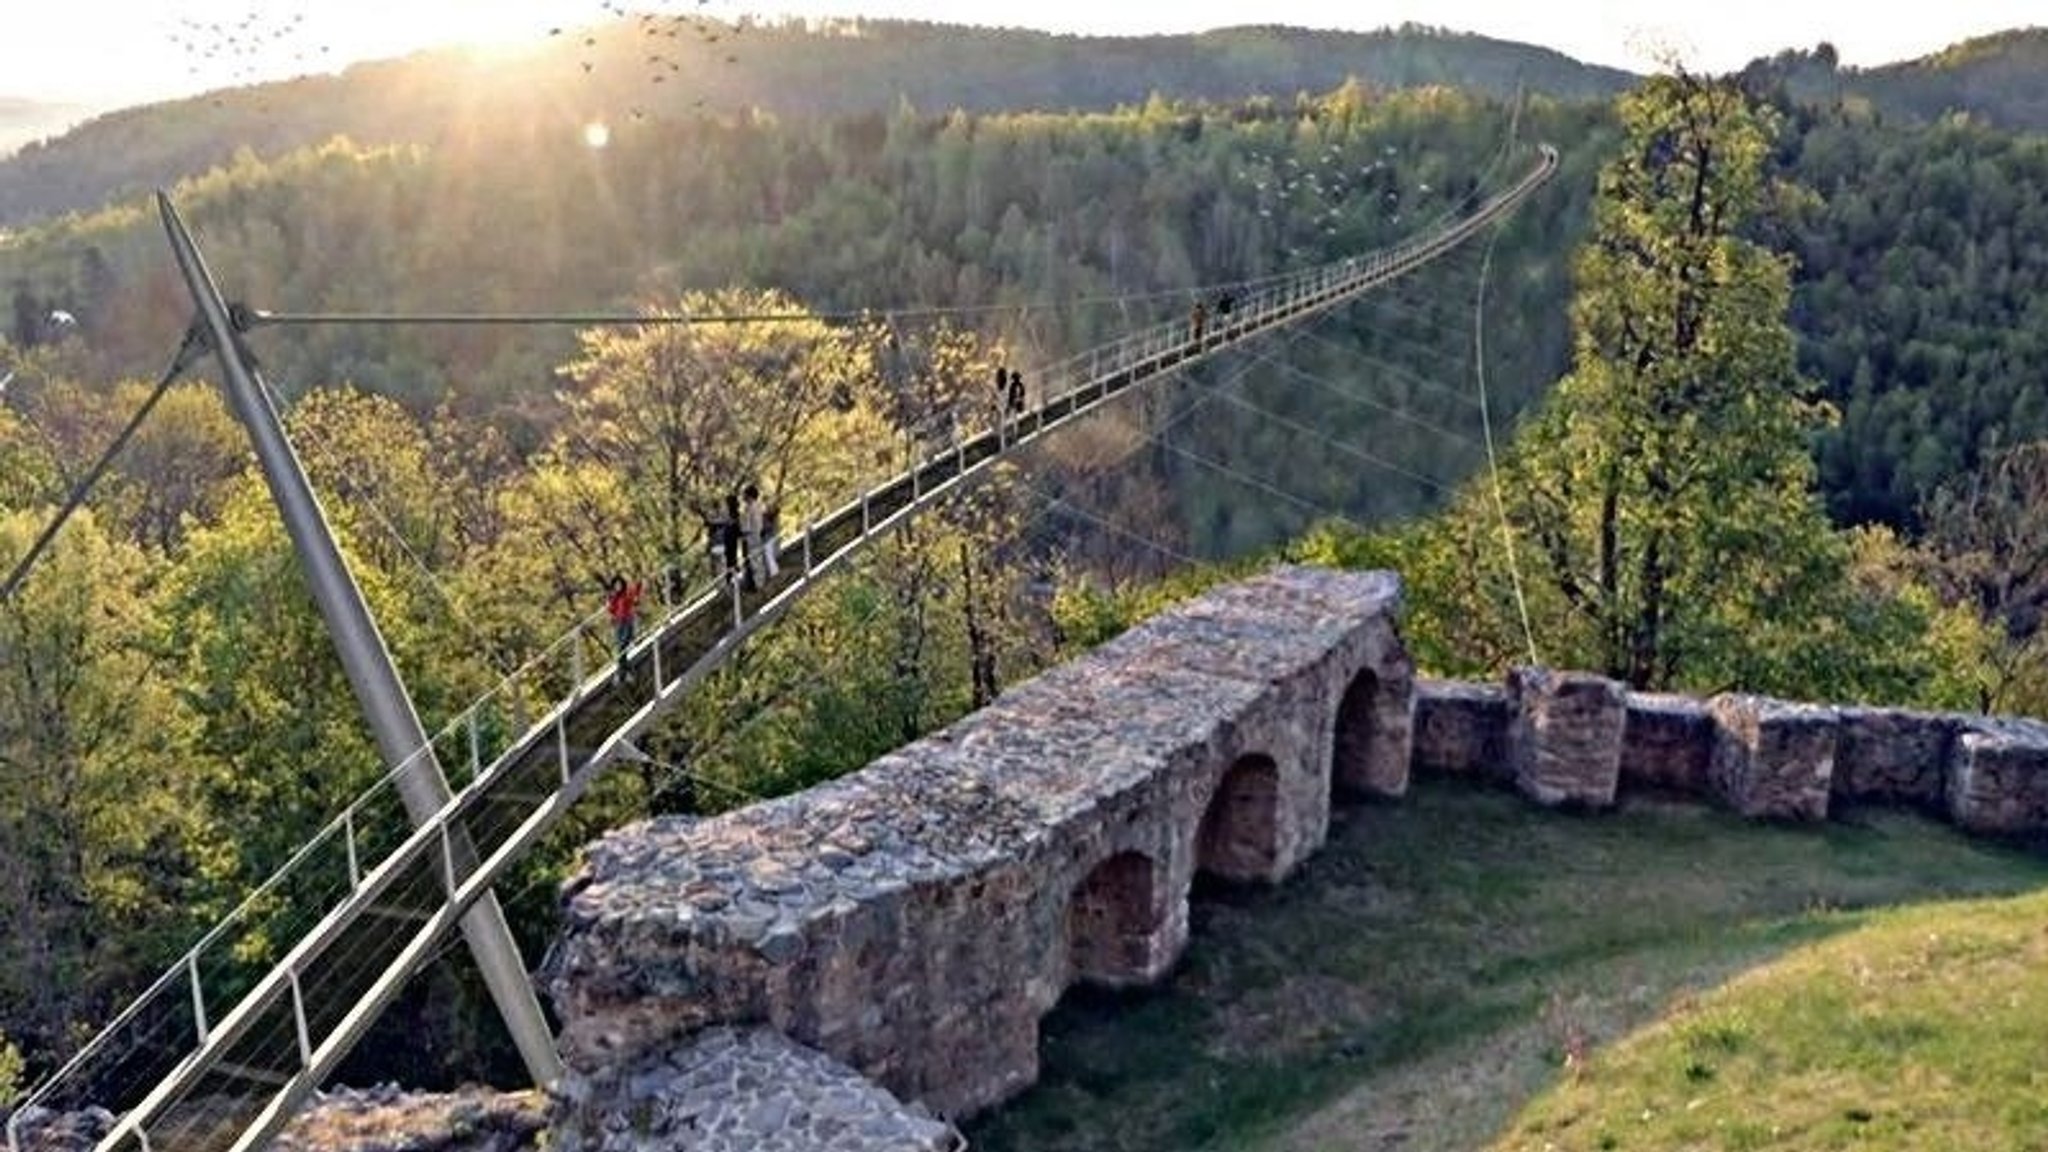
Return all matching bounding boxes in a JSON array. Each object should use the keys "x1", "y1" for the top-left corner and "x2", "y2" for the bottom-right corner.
[{"x1": 5, "y1": 141, "x2": 1557, "y2": 1152}]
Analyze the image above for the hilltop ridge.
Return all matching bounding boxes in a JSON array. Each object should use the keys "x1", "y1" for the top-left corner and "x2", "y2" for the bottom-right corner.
[
  {"x1": 0, "y1": 98, "x2": 89, "y2": 160},
  {"x1": 0, "y1": 19, "x2": 1623, "y2": 227},
  {"x1": 1741, "y1": 26, "x2": 2048, "y2": 130}
]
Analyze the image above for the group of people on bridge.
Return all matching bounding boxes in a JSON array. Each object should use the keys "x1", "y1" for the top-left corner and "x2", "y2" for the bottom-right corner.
[
  {"x1": 600, "y1": 484, "x2": 780, "y2": 680},
  {"x1": 600, "y1": 290, "x2": 1252, "y2": 684},
  {"x1": 705, "y1": 483, "x2": 781, "y2": 594}
]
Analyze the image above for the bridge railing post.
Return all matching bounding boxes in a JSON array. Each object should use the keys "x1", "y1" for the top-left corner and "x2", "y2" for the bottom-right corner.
[
  {"x1": 344, "y1": 808, "x2": 361, "y2": 889},
  {"x1": 439, "y1": 822, "x2": 458, "y2": 896},
  {"x1": 570, "y1": 622, "x2": 586, "y2": 688},
  {"x1": 803, "y1": 521, "x2": 814, "y2": 576},
  {"x1": 289, "y1": 967, "x2": 312, "y2": 1067},
  {"x1": 188, "y1": 954, "x2": 209, "y2": 1045}
]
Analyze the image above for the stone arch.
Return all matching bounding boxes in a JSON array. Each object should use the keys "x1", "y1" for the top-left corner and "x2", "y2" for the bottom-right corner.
[
  {"x1": 1066, "y1": 851, "x2": 1163, "y2": 988},
  {"x1": 1197, "y1": 754, "x2": 1282, "y2": 882},
  {"x1": 1335, "y1": 667, "x2": 1404, "y2": 796}
]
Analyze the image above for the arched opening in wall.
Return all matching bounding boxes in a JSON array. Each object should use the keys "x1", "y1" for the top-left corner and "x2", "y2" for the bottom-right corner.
[
  {"x1": 1334, "y1": 669, "x2": 1383, "y2": 797},
  {"x1": 1197, "y1": 754, "x2": 1281, "y2": 882},
  {"x1": 1067, "y1": 851, "x2": 1162, "y2": 987}
]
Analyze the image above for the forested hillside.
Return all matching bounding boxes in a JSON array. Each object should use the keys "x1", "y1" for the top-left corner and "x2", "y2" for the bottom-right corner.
[
  {"x1": 0, "y1": 99, "x2": 89, "y2": 160},
  {"x1": 0, "y1": 19, "x2": 1631, "y2": 227},
  {"x1": 7, "y1": 27, "x2": 2048, "y2": 1113},
  {"x1": 0, "y1": 85, "x2": 1599, "y2": 1095},
  {"x1": 0, "y1": 88, "x2": 1605, "y2": 556},
  {"x1": 1743, "y1": 29, "x2": 2048, "y2": 132},
  {"x1": 1776, "y1": 101, "x2": 2048, "y2": 526}
]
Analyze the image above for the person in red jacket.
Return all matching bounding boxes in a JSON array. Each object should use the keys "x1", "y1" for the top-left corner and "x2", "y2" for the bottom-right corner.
[{"x1": 605, "y1": 574, "x2": 643, "y2": 682}]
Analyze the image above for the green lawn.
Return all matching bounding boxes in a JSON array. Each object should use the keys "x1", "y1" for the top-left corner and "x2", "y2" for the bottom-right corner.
[{"x1": 962, "y1": 777, "x2": 2048, "y2": 1152}]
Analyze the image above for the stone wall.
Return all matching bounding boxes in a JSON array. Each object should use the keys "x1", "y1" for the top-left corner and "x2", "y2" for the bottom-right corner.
[
  {"x1": 1409, "y1": 669, "x2": 2048, "y2": 835},
  {"x1": 29, "y1": 567, "x2": 2048, "y2": 1152},
  {"x1": 542, "y1": 566, "x2": 1413, "y2": 1127}
]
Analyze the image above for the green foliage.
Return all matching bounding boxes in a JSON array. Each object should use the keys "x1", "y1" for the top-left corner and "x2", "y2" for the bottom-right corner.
[
  {"x1": 1277, "y1": 78, "x2": 2005, "y2": 709},
  {"x1": 1381, "y1": 75, "x2": 1882, "y2": 696},
  {"x1": 0, "y1": 505, "x2": 228, "y2": 1063},
  {"x1": 1780, "y1": 111, "x2": 2048, "y2": 527},
  {"x1": 0, "y1": 85, "x2": 1604, "y2": 564},
  {"x1": 0, "y1": 1032, "x2": 20, "y2": 1108}
]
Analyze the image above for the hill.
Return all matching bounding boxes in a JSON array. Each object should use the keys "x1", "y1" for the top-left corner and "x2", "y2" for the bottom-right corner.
[
  {"x1": 0, "y1": 19, "x2": 1631, "y2": 227},
  {"x1": 1743, "y1": 28, "x2": 2048, "y2": 132},
  {"x1": 0, "y1": 98, "x2": 90, "y2": 160},
  {"x1": 1496, "y1": 882, "x2": 2048, "y2": 1149}
]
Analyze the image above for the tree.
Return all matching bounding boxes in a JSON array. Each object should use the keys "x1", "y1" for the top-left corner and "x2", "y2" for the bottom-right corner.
[
  {"x1": 1494, "y1": 72, "x2": 1847, "y2": 690},
  {"x1": 1919, "y1": 440, "x2": 2048, "y2": 711},
  {"x1": 556, "y1": 289, "x2": 873, "y2": 587},
  {"x1": 0, "y1": 508, "x2": 221, "y2": 1066},
  {"x1": 105, "y1": 380, "x2": 248, "y2": 552}
]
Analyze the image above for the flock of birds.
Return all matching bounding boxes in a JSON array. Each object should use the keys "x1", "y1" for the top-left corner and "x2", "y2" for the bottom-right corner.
[
  {"x1": 165, "y1": 10, "x2": 325, "y2": 91},
  {"x1": 162, "y1": 1, "x2": 745, "y2": 110},
  {"x1": 1238, "y1": 142, "x2": 1432, "y2": 256},
  {"x1": 564, "y1": 0, "x2": 744, "y2": 119}
]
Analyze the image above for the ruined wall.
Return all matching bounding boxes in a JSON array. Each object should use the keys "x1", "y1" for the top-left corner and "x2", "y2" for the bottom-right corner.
[
  {"x1": 542, "y1": 566, "x2": 1413, "y2": 1127},
  {"x1": 1412, "y1": 671, "x2": 2048, "y2": 833},
  {"x1": 544, "y1": 566, "x2": 2048, "y2": 1150}
]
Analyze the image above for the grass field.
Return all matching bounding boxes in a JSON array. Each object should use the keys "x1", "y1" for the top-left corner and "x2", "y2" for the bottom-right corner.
[{"x1": 961, "y1": 777, "x2": 2048, "y2": 1152}]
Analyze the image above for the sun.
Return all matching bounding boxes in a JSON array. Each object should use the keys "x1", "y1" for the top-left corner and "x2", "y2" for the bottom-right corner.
[{"x1": 583, "y1": 121, "x2": 612, "y2": 149}]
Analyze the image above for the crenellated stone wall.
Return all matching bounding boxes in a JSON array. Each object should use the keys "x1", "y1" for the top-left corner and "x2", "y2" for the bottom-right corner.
[
  {"x1": 540, "y1": 566, "x2": 2048, "y2": 1152},
  {"x1": 1411, "y1": 668, "x2": 2048, "y2": 835}
]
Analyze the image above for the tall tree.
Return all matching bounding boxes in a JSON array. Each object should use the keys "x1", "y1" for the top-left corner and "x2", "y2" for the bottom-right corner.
[
  {"x1": 556, "y1": 289, "x2": 874, "y2": 586},
  {"x1": 1500, "y1": 72, "x2": 1843, "y2": 689},
  {"x1": 0, "y1": 509, "x2": 220, "y2": 1067},
  {"x1": 1919, "y1": 440, "x2": 2048, "y2": 711}
]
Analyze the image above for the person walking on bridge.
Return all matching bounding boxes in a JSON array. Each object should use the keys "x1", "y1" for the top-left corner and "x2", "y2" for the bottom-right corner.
[
  {"x1": 605, "y1": 574, "x2": 643, "y2": 684},
  {"x1": 740, "y1": 484, "x2": 768, "y2": 591}
]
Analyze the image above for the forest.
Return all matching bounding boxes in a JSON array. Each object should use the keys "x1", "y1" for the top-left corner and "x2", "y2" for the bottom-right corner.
[
  {"x1": 4, "y1": 34, "x2": 2048, "y2": 1111},
  {"x1": 0, "y1": 18, "x2": 1630, "y2": 228}
]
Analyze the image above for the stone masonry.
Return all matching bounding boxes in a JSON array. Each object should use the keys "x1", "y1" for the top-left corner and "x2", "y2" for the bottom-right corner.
[
  {"x1": 1707, "y1": 695, "x2": 1839, "y2": 820},
  {"x1": 1410, "y1": 679, "x2": 1510, "y2": 782},
  {"x1": 1834, "y1": 706, "x2": 1958, "y2": 811},
  {"x1": 550, "y1": 1027, "x2": 959, "y2": 1152},
  {"x1": 542, "y1": 566, "x2": 1413, "y2": 1125},
  {"x1": 1506, "y1": 667, "x2": 1626, "y2": 808},
  {"x1": 1619, "y1": 692, "x2": 1714, "y2": 796},
  {"x1": 1946, "y1": 716, "x2": 2048, "y2": 835}
]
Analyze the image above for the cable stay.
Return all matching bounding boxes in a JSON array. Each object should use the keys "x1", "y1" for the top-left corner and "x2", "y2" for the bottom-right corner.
[{"x1": 7, "y1": 144, "x2": 1557, "y2": 1152}]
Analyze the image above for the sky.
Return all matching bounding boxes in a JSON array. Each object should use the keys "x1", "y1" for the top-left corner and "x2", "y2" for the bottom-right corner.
[{"x1": 3, "y1": 0, "x2": 2043, "y2": 108}]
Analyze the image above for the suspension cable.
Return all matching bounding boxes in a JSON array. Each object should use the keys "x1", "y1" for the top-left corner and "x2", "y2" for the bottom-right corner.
[
  {"x1": 1474, "y1": 193, "x2": 1540, "y2": 669},
  {"x1": 1, "y1": 323, "x2": 208, "y2": 601}
]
